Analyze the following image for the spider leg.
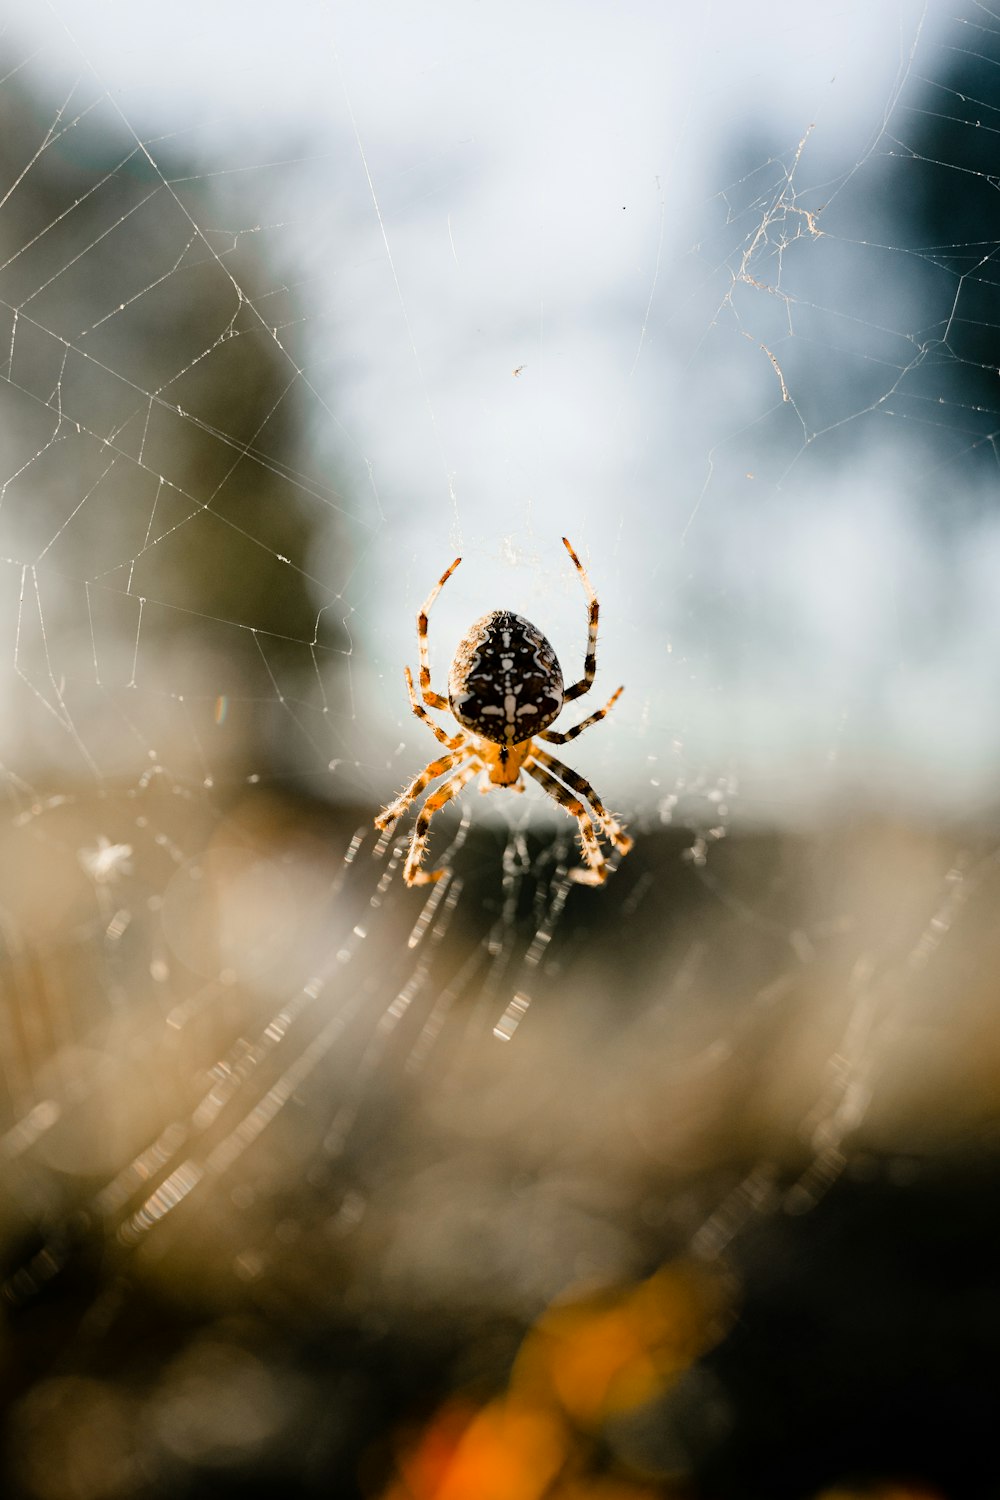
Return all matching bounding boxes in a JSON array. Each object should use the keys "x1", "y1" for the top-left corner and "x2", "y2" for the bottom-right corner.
[
  {"x1": 561, "y1": 536, "x2": 599, "y2": 704},
  {"x1": 532, "y1": 746, "x2": 633, "y2": 857},
  {"x1": 538, "y1": 684, "x2": 624, "y2": 746},
  {"x1": 405, "y1": 666, "x2": 466, "y2": 749},
  {"x1": 375, "y1": 748, "x2": 464, "y2": 835},
  {"x1": 417, "y1": 554, "x2": 462, "y2": 710},
  {"x1": 523, "y1": 758, "x2": 609, "y2": 885},
  {"x1": 405, "y1": 759, "x2": 482, "y2": 886}
]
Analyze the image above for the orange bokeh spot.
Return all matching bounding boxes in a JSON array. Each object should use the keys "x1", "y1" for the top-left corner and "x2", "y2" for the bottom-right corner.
[
  {"x1": 375, "y1": 1261, "x2": 729, "y2": 1499},
  {"x1": 515, "y1": 1261, "x2": 727, "y2": 1425},
  {"x1": 385, "y1": 1396, "x2": 567, "y2": 1500}
]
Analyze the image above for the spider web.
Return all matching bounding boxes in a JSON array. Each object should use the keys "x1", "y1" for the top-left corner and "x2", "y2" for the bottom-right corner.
[{"x1": 0, "y1": 3, "x2": 998, "y2": 1496}]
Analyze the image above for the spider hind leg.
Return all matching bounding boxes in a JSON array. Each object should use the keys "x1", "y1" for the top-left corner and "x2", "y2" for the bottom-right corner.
[
  {"x1": 561, "y1": 536, "x2": 600, "y2": 704},
  {"x1": 417, "y1": 555, "x2": 462, "y2": 709}
]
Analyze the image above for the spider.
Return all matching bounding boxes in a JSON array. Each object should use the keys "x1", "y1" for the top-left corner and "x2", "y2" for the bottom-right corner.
[{"x1": 376, "y1": 537, "x2": 633, "y2": 887}]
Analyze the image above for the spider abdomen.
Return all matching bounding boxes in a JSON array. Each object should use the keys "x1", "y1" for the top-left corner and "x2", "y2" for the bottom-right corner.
[{"x1": 448, "y1": 610, "x2": 564, "y2": 744}]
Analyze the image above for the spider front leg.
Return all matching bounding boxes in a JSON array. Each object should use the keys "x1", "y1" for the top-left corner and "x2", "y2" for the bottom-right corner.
[
  {"x1": 417, "y1": 554, "x2": 461, "y2": 710},
  {"x1": 533, "y1": 745, "x2": 633, "y2": 857},
  {"x1": 405, "y1": 758, "x2": 481, "y2": 885},
  {"x1": 376, "y1": 749, "x2": 461, "y2": 835},
  {"x1": 524, "y1": 758, "x2": 610, "y2": 885}
]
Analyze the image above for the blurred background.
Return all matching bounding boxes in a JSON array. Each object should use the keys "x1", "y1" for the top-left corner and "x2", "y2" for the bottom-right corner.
[{"x1": 0, "y1": 2, "x2": 998, "y2": 1496}]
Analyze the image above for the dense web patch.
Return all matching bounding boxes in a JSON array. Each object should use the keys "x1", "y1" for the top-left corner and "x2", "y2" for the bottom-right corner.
[{"x1": 0, "y1": 5, "x2": 999, "y2": 1496}]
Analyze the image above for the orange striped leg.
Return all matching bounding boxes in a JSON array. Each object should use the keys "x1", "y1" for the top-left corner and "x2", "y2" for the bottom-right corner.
[
  {"x1": 375, "y1": 749, "x2": 462, "y2": 834},
  {"x1": 532, "y1": 746, "x2": 633, "y2": 857},
  {"x1": 561, "y1": 536, "x2": 599, "y2": 704},
  {"x1": 405, "y1": 759, "x2": 481, "y2": 885},
  {"x1": 417, "y1": 555, "x2": 461, "y2": 709},
  {"x1": 405, "y1": 666, "x2": 466, "y2": 749},
  {"x1": 524, "y1": 758, "x2": 608, "y2": 885},
  {"x1": 539, "y1": 685, "x2": 623, "y2": 746}
]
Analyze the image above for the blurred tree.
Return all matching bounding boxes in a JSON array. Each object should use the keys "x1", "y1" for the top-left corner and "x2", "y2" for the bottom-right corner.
[
  {"x1": 883, "y1": 7, "x2": 1000, "y2": 485},
  {"x1": 0, "y1": 68, "x2": 349, "y2": 781}
]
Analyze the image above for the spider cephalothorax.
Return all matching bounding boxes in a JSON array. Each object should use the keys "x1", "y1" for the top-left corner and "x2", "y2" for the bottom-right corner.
[{"x1": 376, "y1": 538, "x2": 632, "y2": 886}]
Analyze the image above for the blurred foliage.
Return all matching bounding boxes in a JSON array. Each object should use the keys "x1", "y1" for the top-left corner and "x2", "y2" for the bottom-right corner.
[
  {"x1": 879, "y1": 9, "x2": 1000, "y2": 486},
  {"x1": 0, "y1": 67, "x2": 348, "y2": 780},
  {"x1": 2, "y1": 805, "x2": 1000, "y2": 1498}
]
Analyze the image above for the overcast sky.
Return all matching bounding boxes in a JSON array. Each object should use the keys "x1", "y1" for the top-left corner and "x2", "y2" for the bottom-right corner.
[{"x1": 6, "y1": 2, "x2": 994, "y2": 823}]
